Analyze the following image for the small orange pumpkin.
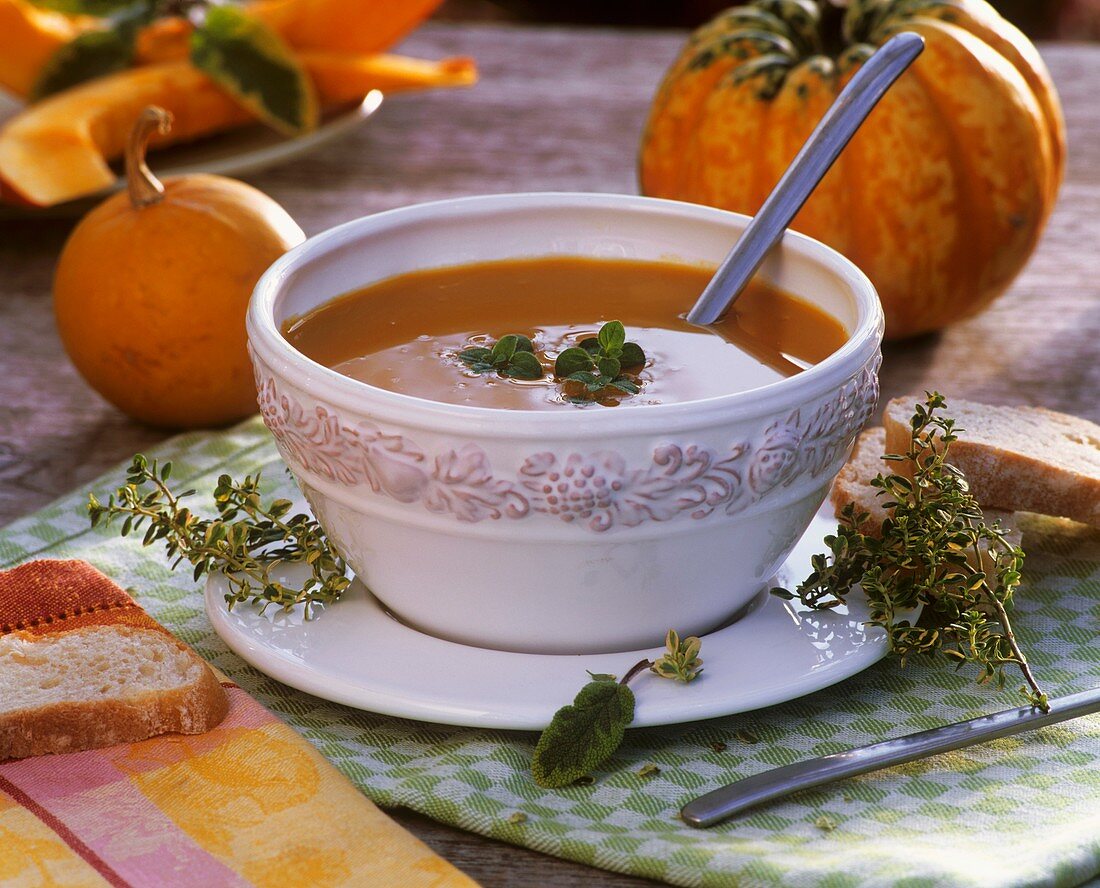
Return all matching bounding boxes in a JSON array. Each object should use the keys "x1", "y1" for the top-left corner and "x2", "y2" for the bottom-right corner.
[
  {"x1": 53, "y1": 107, "x2": 304, "y2": 429},
  {"x1": 639, "y1": 0, "x2": 1066, "y2": 339}
]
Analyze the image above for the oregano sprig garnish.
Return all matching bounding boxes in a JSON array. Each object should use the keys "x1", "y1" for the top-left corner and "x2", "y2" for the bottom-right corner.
[
  {"x1": 457, "y1": 334, "x2": 545, "y2": 380},
  {"x1": 554, "y1": 320, "x2": 647, "y2": 401},
  {"x1": 532, "y1": 631, "x2": 702, "y2": 787},
  {"x1": 88, "y1": 454, "x2": 349, "y2": 618},
  {"x1": 772, "y1": 392, "x2": 1048, "y2": 711}
]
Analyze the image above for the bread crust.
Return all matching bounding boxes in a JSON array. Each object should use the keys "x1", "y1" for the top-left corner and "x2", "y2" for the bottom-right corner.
[
  {"x1": 831, "y1": 427, "x2": 1018, "y2": 549},
  {"x1": 0, "y1": 626, "x2": 228, "y2": 761},
  {"x1": 884, "y1": 398, "x2": 1100, "y2": 527},
  {"x1": 831, "y1": 428, "x2": 891, "y2": 534}
]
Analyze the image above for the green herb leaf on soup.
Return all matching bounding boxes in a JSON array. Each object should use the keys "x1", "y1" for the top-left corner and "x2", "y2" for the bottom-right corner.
[
  {"x1": 503, "y1": 350, "x2": 543, "y2": 379},
  {"x1": 597, "y1": 356, "x2": 621, "y2": 378},
  {"x1": 553, "y1": 320, "x2": 647, "y2": 404},
  {"x1": 458, "y1": 333, "x2": 545, "y2": 380},
  {"x1": 598, "y1": 320, "x2": 627, "y2": 354},
  {"x1": 619, "y1": 341, "x2": 646, "y2": 368},
  {"x1": 555, "y1": 347, "x2": 596, "y2": 378},
  {"x1": 490, "y1": 334, "x2": 520, "y2": 364},
  {"x1": 190, "y1": 5, "x2": 318, "y2": 135}
]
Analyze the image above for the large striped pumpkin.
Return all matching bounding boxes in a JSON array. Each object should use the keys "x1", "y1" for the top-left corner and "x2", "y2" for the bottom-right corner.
[{"x1": 639, "y1": 0, "x2": 1066, "y2": 339}]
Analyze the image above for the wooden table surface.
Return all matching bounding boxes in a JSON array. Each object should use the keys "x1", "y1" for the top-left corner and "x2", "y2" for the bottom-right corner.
[{"x1": 1, "y1": 22, "x2": 1098, "y2": 888}]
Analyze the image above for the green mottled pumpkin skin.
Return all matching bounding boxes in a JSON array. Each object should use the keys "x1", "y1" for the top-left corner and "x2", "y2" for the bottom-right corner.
[{"x1": 640, "y1": 0, "x2": 1065, "y2": 339}]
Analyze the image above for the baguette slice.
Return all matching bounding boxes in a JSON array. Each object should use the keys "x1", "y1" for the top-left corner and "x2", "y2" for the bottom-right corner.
[
  {"x1": 832, "y1": 428, "x2": 1020, "y2": 548},
  {"x1": 884, "y1": 397, "x2": 1100, "y2": 528},
  {"x1": 0, "y1": 624, "x2": 228, "y2": 760}
]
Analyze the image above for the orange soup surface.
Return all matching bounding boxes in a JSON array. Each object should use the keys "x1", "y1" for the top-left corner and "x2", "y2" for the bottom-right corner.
[{"x1": 283, "y1": 257, "x2": 848, "y2": 410}]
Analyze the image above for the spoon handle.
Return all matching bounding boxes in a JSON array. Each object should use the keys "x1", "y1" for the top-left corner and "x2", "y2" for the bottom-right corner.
[
  {"x1": 686, "y1": 31, "x2": 925, "y2": 326},
  {"x1": 680, "y1": 685, "x2": 1100, "y2": 828}
]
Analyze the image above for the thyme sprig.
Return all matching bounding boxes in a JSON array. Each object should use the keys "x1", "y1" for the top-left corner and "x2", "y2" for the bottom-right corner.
[
  {"x1": 88, "y1": 455, "x2": 349, "y2": 618},
  {"x1": 555, "y1": 320, "x2": 647, "y2": 401},
  {"x1": 773, "y1": 393, "x2": 1048, "y2": 711},
  {"x1": 531, "y1": 631, "x2": 702, "y2": 787}
]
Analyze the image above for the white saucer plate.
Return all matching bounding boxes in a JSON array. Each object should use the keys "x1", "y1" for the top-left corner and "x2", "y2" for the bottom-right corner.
[
  {"x1": 0, "y1": 91, "x2": 382, "y2": 220},
  {"x1": 205, "y1": 501, "x2": 892, "y2": 730}
]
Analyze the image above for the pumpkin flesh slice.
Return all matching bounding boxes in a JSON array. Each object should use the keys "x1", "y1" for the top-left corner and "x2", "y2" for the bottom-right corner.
[
  {"x1": 0, "y1": 0, "x2": 90, "y2": 98},
  {"x1": 248, "y1": 0, "x2": 444, "y2": 56},
  {"x1": 0, "y1": 53, "x2": 477, "y2": 207},
  {"x1": 0, "y1": 0, "x2": 446, "y2": 100},
  {"x1": 305, "y1": 53, "x2": 477, "y2": 105}
]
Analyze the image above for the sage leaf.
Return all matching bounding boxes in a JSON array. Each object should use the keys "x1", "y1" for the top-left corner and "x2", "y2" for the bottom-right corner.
[
  {"x1": 31, "y1": 27, "x2": 135, "y2": 101},
  {"x1": 190, "y1": 5, "x2": 318, "y2": 135},
  {"x1": 578, "y1": 337, "x2": 601, "y2": 355},
  {"x1": 555, "y1": 347, "x2": 594, "y2": 378},
  {"x1": 532, "y1": 680, "x2": 635, "y2": 788},
  {"x1": 512, "y1": 334, "x2": 536, "y2": 353}
]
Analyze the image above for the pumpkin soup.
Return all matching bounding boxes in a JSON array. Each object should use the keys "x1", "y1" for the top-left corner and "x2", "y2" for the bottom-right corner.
[{"x1": 282, "y1": 257, "x2": 847, "y2": 409}]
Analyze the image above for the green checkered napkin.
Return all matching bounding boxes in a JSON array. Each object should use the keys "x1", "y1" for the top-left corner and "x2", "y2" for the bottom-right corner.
[{"x1": 4, "y1": 419, "x2": 1100, "y2": 888}]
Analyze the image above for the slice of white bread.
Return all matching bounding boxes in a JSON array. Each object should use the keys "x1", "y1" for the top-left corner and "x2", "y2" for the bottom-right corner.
[
  {"x1": 0, "y1": 625, "x2": 228, "y2": 760},
  {"x1": 884, "y1": 397, "x2": 1100, "y2": 528},
  {"x1": 832, "y1": 428, "x2": 1020, "y2": 548}
]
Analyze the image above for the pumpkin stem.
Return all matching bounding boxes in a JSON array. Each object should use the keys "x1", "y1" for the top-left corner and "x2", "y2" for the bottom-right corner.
[{"x1": 126, "y1": 106, "x2": 173, "y2": 209}]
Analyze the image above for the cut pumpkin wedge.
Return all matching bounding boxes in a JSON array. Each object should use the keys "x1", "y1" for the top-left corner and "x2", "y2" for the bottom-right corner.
[
  {"x1": 305, "y1": 53, "x2": 476, "y2": 104},
  {"x1": 0, "y1": 0, "x2": 447, "y2": 99},
  {"x1": 0, "y1": 53, "x2": 477, "y2": 207},
  {"x1": 0, "y1": 0, "x2": 92, "y2": 97},
  {"x1": 249, "y1": 0, "x2": 445, "y2": 56}
]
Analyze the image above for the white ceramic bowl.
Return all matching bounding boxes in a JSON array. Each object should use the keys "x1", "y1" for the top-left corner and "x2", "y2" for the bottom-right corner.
[{"x1": 247, "y1": 193, "x2": 883, "y2": 654}]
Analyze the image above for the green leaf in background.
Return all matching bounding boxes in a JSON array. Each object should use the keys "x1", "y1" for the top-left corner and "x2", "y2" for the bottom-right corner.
[
  {"x1": 30, "y1": 27, "x2": 135, "y2": 101},
  {"x1": 190, "y1": 5, "x2": 318, "y2": 136},
  {"x1": 26, "y1": 0, "x2": 147, "y2": 15},
  {"x1": 531, "y1": 680, "x2": 635, "y2": 788}
]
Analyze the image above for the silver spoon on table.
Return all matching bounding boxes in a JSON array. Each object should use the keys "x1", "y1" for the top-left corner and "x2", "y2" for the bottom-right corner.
[
  {"x1": 682, "y1": 687, "x2": 1100, "y2": 828},
  {"x1": 686, "y1": 31, "x2": 925, "y2": 326}
]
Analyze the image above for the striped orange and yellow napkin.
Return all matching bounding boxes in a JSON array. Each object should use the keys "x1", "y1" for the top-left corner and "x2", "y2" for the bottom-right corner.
[{"x1": 0, "y1": 559, "x2": 479, "y2": 888}]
